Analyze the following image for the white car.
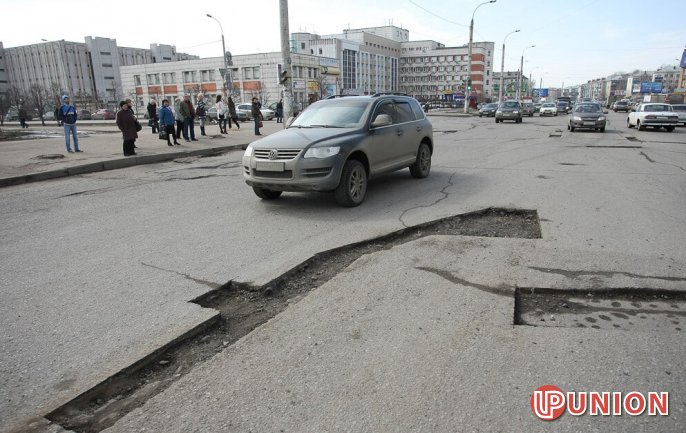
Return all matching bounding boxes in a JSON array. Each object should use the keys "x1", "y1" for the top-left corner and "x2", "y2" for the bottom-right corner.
[
  {"x1": 671, "y1": 104, "x2": 686, "y2": 126},
  {"x1": 539, "y1": 102, "x2": 558, "y2": 116},
  {"x1": 236, "y1": 103, "x2": 275, "y2": 121},
  {"x1": 627, "y1": 103, "x2": 678, "y2": 132}
]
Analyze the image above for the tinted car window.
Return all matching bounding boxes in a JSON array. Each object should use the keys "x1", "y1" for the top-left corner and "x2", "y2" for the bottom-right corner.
[
  {"x1": 672, "y1": 105, "x2": 686, "y2": 112},
  {"x1": 502, "y1": 101, "x2": 519, "y2": 109},
  {"x1": 643, "y1": 105, "x2": 671, "y2": 112},
  {"x1": 395, "y1": 101, "x2": 415, "y2": 123},
  {"x1": 410, "y1": 100, "x2": 425, "y2": 119},
  {"x1": 575, "y1": 104, "x2": 601, "y2": 113}
]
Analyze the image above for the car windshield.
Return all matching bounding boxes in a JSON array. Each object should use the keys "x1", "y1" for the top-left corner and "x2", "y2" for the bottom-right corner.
[
  {"x1": 501, "y1": 102, "x2": 519, "y2": 109},
  {"x1": 290, "y1": 100, "x2": 369, "y2": 128},
  {"x1": 575, "y1": 105, "x2": 601, "y2": 113},
  {"x1": 644, "y1": 105, "x2": 672, "y2": 112},
  {"x1": 484, "y1": 103, "x2": 497, "y2": 108},
  {"x1": 542, "y1": 103, "x2": 555, "y2": 107},
  {"x1": 672, "y1": 105, "x2": 686, "y2": 112}
]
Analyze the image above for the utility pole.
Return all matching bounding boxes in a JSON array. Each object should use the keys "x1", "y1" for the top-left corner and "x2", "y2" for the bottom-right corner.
[
  {"x1": 465, "y1": 0, "x2": 496, "y2": 114},
  {"x1": 279, "y1": 0, "x2": 294, "y2": 125}
]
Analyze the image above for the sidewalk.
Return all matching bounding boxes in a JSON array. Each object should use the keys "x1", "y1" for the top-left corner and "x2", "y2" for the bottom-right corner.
[{"x1": 0, "y1": 120, "x2": 283, "y2": 187}]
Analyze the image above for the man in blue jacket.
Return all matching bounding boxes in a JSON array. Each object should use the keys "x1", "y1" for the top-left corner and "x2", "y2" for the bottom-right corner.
[{"x1": 59, "y1": 95, "x2": 81, "y2": 153}]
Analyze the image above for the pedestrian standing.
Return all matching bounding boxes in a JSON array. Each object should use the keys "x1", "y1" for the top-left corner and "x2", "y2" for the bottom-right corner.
[
  {"x1": 227, "y1": 96, "x2": 240, "y2": 129},
  {"x1": 18, "y1": 106, "x2": 28, "y2": 128},
  {"x1": 251, "y1": 97, "x2": 263, "y2": 136},
  {"x1": 276, "y1": 99, "x2": 283, "y2": 123},
  {"x1": 59, "y1": 95, "x2": 81, "y2": 153},
  {"x1": 180, "y1": 95, "x2": 198, "y2": 142},
  {"x1": 215, "y1": 95, "x2": 227, "y2": 134},
  {"x1": 159, "y1": 99, "x2": 180, "y2": 146},
  {"x1": 173, "y1": 98, "x2": 184, "y2": 140},
  {"x1": 147, "y1": 99, "x2": 159, "y2": 133},
  {"x1": 196, "y1": 93, "x2": 208, "y2": 136},
  {"x1": 53, "y1": 106, "x2": 62, "y2": 126},
  {"x1": 116, "y1": 100, "x2": 138, "y2": 156}
]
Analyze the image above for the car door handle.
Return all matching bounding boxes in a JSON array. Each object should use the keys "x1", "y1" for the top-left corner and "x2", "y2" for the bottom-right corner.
[
  {"x1": 416, "y1": 126, "x2": 422, "y2": 132},
  {"x1": 396, "y1": 130, "x2": 404, "y2": 136}
]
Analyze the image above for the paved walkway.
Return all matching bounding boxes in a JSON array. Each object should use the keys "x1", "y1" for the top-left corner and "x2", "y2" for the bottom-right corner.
[{"x1": 0, "y1": 119, "x2": 284, "y2": 187}]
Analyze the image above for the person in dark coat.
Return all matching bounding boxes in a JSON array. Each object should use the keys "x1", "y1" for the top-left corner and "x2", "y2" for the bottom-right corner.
[
  {"x1": 227, "y1": 96, "x2": 240, "y2": 129},
  {"x1": 18, "y1": 107, "x2": 28, "y2": 128},
  {"x1": 179, "y1": 95, "x2": 197, "y2": 142},
  {"x1": 251, "y1": 97, "x2": 263, "y2": 136},
  {"x1": 159, "y1": 99, "x2": 180, "y2": 146},
  {"x1": 116, "y1": 100, "x2": 138, "y2": 156},
  {"x1": 275, "y1": 99, "x2": 283, "y2": 123},
  {"x1": 147, "y1": 99, "x2": 159, "y2": 133}
]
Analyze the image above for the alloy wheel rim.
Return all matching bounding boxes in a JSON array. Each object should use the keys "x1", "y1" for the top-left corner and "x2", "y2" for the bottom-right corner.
[
  {"x1": 349, "y1": 166, "x2": 366, "y2": 201},
  {"x1": 420, "y1": 148, "x2": 431, "y2": 172}
]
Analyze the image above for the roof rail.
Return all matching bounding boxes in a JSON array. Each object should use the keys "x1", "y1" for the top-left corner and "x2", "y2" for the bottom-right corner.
[
  {"x1": 371, "y1": 92, "x2": 409, "y2": 97},
  {"x1": 324, "y1": 94, "x2": 356, "y2": 100}
]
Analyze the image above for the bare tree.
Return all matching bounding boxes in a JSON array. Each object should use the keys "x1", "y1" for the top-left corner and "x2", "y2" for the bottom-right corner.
[
  {"x1": 7, "y1": 86, "x2": 25, "y2": 109},
  {"x1": 28, "y1": 84, "x2": 50, "y2": 126},
  {"x1": 0, "y1": 94, "x2": 10, "y2": 126}
]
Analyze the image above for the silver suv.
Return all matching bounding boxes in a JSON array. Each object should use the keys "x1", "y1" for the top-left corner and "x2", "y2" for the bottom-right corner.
[{"x1": 242, "y1": 94, "x2": 434, "y2": 206}]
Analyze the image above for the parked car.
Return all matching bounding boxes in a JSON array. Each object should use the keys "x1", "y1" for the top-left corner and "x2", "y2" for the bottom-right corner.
[
  {"x1": 627, "y1": 103, "x2": 678, "y2": 131},
  {"x1": 539, "y1": 102, "x2": 558, "y2": 116},
  {"x1": 556, "y1": 101, "x2": 570, "y2": 114},
  {"x1": 568, "y1": 103, "x2": 607, "y2": 133},
  {"x1": 495, "y1": 100, "x2": 523, "y2": 123},
  {"x1": 91, "y1": 109, "x2": 116, "y2": 120},
  {"x1": 242, "y1": 94, "x2": 434, "y2": 207},
  {"x1": 521, "y1": 102, "x2": 535, "y2": 117},
  {"x1": 236, "y1": 103, "x2": 274, "y2": 121},
  {"x1": 613, "y1": 100, "x2": 630, "y2": 112},
  {"x1": 671, "y1": 104, "x2": 686, "y2": 126},
  {"x1": 478, "y1": 103, "x2": 498, "y2": 117},
  {"x1": 78, "y1": 109, "x2": 92, "y2": 120}
]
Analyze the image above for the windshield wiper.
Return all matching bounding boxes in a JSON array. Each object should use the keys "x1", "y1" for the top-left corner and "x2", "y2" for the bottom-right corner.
[{"x1": 307, "y1": 124, "x2": 344, "y2": 128}]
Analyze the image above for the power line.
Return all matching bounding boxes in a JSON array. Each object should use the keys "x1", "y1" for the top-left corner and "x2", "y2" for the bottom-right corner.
[{"x1": 406, "y1": 0, "x2": 470, "y2": 28}]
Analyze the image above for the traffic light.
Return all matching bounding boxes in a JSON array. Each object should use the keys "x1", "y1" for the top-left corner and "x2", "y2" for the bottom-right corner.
[
  {"x1": 467, "y1": 79, "x2": 472, "y2": 92},
  {"x1": 279, "y1": 70, "x2": 289, "y2": 85}
]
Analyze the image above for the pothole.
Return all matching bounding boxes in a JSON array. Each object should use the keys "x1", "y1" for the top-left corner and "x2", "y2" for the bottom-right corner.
[
  {"x1": 46, "y1": 208, "x2": 541, "y2": 433},
  {"x1": 514, "y1": 288, "x2": 686, "y2": 331},
  {"x1": 625, "y1": 136, "x2": 642, "y2": 142}
]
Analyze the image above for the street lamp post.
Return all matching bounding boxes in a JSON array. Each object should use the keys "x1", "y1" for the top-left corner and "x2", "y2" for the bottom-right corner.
[
  {"x1": 206, "y1": 14, "x2": 229, "y2": 100},
  {"x1": 517, "y1": 45, "x2": 535, "y2": 100},
  {"x1": 464, "y1": 0, "x2": 496, "y2": 113},
  {"x1": 499, "y1": 29, "x2": 519, "y2": 102}
]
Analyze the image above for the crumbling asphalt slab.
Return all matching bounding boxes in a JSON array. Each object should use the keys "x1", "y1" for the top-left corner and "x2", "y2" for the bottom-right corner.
[{"x1": 101, "y1": 236, "x2": 685, "y2": 433}]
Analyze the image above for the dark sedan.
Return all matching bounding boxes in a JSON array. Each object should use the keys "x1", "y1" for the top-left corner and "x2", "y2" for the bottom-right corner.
[
  {"x1": 478, "y1": 103, "x2": 498, "y2": 117},
  {"x1": 568, "y1": 103, "x2": 607, "y2": 133}
]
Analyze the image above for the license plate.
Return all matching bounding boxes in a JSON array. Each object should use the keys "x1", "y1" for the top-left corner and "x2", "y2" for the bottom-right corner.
[
  {"x1": 255, "y1": 161, "x2": 285, "y2": 172},
  {"x1": 583, "y1": 121, "x2": 595, "y2": 126}
]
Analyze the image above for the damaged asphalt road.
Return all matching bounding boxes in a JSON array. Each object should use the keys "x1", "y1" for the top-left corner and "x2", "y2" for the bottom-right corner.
[{"x1": 1, "y1": 113, "x2": 685, "y2": 432}]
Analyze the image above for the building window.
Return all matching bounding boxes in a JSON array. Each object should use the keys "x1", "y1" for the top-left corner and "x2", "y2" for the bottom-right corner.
[
  {"x1": 134, "y1": 75, "x2": 141, "y2": 86},
  {"x1": 301, "y1": 43, "x2": 306, "y2": 49}
]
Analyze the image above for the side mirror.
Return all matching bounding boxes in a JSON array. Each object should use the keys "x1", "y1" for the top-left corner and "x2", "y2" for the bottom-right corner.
[{"x1": 371, "y1": 114, "x2": 393, "y2": 128}]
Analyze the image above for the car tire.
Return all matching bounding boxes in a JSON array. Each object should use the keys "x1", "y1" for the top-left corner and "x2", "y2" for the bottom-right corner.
[
  {"x1": 600, "y1": 127, "x2": 605, "y2": 132},
  {"x1": 253, "y1": 187, "x2": 282, "y2": 200},
  {"x1": 409, "y1": 142, "x2": 431, "y2": 179},
  {"x1": 569, "y1": 123, "x2": 575, "y2": 132},
  {"x1": 665, "y1": 126, "x2": 674, "y2": 132},
  {"x1": 495, "y1": 118, "x2": 499, "y2": 123},
  {"x1": 335, "y1": 160, "x2": 367, "y2": 207},
  {"x1": 637, "y1": 120, "x2": 645, "y2": 131}
]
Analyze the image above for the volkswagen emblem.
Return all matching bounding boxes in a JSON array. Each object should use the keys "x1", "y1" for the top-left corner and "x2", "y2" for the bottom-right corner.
[{"x1": 268, "y1": 149, "x2": 278, "y2": 160}]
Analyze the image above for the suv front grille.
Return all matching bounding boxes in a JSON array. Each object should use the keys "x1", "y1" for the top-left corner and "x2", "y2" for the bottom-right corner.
[{"x1": 254, "y1": 149, "x2": 302, "y2": 160}]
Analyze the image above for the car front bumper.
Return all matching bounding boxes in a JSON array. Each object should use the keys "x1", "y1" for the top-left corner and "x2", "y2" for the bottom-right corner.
[
  {"x1": 540, "y1": 110, "x2": 557, "y2": 116},
  {"x1": 570, "y1": 118, "x2": 606, "y2": 129},
  {"x1": 243, "y1": 153, "x2": 345, "y2": 192}
]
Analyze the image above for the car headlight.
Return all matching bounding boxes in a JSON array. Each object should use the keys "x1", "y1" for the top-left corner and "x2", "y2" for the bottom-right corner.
[
  {"x1": 304, "y1": 146, "x2": 340, "y2": 159},
  {"x1": 573, "y1": 116, "x2": 581, "y2": 121},
  {"x1": 513, "y1": 111, "x2": 519, "y2": 114},
  {"x1": 496, "y1": 110, "x2": 502, "y2": 114},
  {"x1": 243, "y1": 145, "x2": 253, "y2": 157},
  {"x1": 597, "y1": 116, "x2": 605, "y2": 121}
]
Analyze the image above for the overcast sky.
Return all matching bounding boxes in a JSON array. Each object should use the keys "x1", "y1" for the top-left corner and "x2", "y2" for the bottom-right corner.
[{"x1": 2, "y1": 0, "x2": 685, "y2": 88}]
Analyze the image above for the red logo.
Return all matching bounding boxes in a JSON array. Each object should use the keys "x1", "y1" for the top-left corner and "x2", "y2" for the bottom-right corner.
[{"x1": 531, "y1": 384, "x2": 566, "y2": 420}]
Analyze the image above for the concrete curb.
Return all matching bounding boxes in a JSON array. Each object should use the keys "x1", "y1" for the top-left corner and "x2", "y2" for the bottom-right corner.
[{"x1": 0, "y1": 144, "x2": 244, "y2": 188}]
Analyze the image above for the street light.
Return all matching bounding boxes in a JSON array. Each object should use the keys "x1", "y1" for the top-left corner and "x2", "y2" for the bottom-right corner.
[
  {"x1": 517, "y1": 44, "x2": 535, "y2": 100},
  {"x1": 464, "y1": 0, "x2": 496, "y2": 113},
  {"x1": 206, "y1": 13, "x2": 229, "y2": 100},
  {"x1": 499, "y1": 29, "x2": 519, "y2": 102}
]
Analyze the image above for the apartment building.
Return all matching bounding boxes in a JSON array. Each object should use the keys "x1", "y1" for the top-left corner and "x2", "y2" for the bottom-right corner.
[{"x1": 0, "y1": 37, "x2": 197, "y2": 108}]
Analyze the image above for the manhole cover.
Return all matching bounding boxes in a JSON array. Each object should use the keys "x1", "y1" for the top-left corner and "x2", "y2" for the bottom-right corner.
[{"x1": 515, "y1": 288, "x2": 685, "y2": 331}]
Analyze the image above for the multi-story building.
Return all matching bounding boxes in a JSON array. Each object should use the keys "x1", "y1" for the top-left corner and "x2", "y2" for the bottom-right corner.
[
  {"x1": 120, "y1": 52, "x2": 338, "y2": 113},
  {"x1": 493, "y1": 71, "x2": 530, "y2": 100},
  {"x1": 0, "y1": 37, "x2": 197, "y2": 109}
]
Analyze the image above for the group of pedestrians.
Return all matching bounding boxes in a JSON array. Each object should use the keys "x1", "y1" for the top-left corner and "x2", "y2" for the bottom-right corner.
[{"x1": 56, "y1": 92, "x2": 270, "y2": 157}]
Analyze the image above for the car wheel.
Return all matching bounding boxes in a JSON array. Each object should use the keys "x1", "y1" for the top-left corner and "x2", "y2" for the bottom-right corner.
[
  {"x1": 569, "y1": 123, "x2": 575, "y2": 132},
  {"x1": 637, "y1": 120, "x2": 645, "y2": 131},
  {"x1": 627, "y1": 119, "x2": 633, "y2": 128},
  {"x1": 334, "y1": 160, "x2": 367, "y2": 207},
  {"x1": 665, "y1": 126, "x2": 675, "y2": 132},
  {"x1": 495, "y1": 118, "x2": 499, "y2": 123},
  {"x1": 409, "y1": 142, "x2": 431, "y2": 179},
  {"x1": 600, "y1": 127, "x2": 605, "y2": 132},
  {"x1": 479, "y1": 114, "x2": 483, "y2": 117},
  {"x1": 253, "y1": 187, "x2": 282, "y2": 200}
]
